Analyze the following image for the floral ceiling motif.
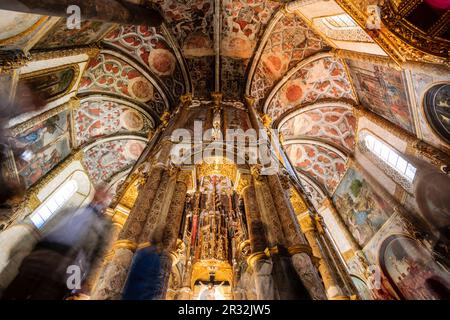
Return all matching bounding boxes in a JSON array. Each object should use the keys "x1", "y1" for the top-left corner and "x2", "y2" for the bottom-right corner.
[
  {"x1": 103, "y1": 25, "x2": 186, "y2": 98},
  {"x1": 79, "y1": 53, "x2": 153, "y2": 102},
  {"x1": 285, "y1": 143, "x2": 347, "y2": 194},
  {"x1": 83, "y1": 139, "x2": 146, "y2": 186},
  {"x1": 78, "y1": 53, "x2": 166, "y2": 115},
  {"x1": 221, "y1": 0, "x2": 280, "y2": 59},
  {"x1": 75, "y1": 99, "x2": 154, "y2": 146},
  {"x1": 266, "y1": 56, "x2": 355, "y2": 121},
  {"x1": 250, "y1": 13, "x2": 329, "y2": 109},
  {"x1": 280, "y1": 105, "x2": 356, "y2": 152}
]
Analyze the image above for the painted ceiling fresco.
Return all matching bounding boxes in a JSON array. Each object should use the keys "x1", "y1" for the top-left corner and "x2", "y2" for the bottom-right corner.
[
  {"x1": 75, "y1": 99, "x2": 153, "y2": 146},
  {"x1": 250, "y1": 13, "x2": 329, "y2": 109},
  {"x1": 102, "y1": 25, "x2": 186, "y2": 99},
  {"x1": 280, "y1": 105, "x2": 357, "y2": 152},
  {"x1": 83, "y1": 139, "x2": 146, "y2": 186},
  {"x1": 285, "y1": 143, "x2": 347, "y2": 194},
  {"x1": 4, "y1": 0, "x2": 394, "y2": 209},
  {"x1": 266, "y1": 56, "x2": 355, "y2": 121},
  {"x1": 78, "y1": 53, "x2": 166, "y2": 116}
]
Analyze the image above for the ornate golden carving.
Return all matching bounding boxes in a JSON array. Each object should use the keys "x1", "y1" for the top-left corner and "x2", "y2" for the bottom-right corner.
[
  {"x1": 197, "y1": 162, "x2": 237, "y2": 181},
  {"x1": 235, "y1": 174, "x2": 252, "y2": 194},
  {"x1": 160, "y1": 111, "x2": 171, "y2": 126},
  {"x1": 112, "y1": 239, "x2": 138, "y2": 252},
  {"x1": 191, "y1": 260, "x2": 233, "y2": 288},
  {"x1": 244, "y1": 95, "x2": 256, "y2": 108},
  {"x1": 246, "y1": 251, "x2": 269, "y2": 269},
  {"x1": 287, "y1": 244, "x2": 313, "y2": 257},
  {"x1": 30, "y1": 46, "x2": 101, "y2": 61},
  {"x1": 260, "y1": 113, "x2": 272, "y2": 129},
  {"x1": 290, "y1": 187, "x2": 308, "y2": 215},
  {"x1": 381, "y1": 0, "x2": 449, "y2": 61},
  {"x1": 180, "y1": 92, "x2": 193, "y2": 105}
]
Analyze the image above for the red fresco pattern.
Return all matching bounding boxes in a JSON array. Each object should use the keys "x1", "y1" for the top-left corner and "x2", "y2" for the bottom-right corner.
[
  {"x1": 286, "y1": 143, "x2": 347, "y2": 193},
  {"x1": 250, "y1": 14, "x2": 328, "y2": 109},
  {"x1": 280, "y1": 106, "x2": 356, "y2": 151},
  {"x1": 267, "y1": 57, "x2": 355, "y2": 121}
]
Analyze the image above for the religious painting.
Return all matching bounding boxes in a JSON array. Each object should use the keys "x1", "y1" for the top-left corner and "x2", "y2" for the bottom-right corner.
[
  {"x1": 16, "y1": 67, "x2": 76, "y2": 106},
  {"x1": 345, "y1": 59, "x2": 415, "y2": 134},
  {"x1": 34, "y1": 19, "x2": 113, "y2": 49},
  {"x1": 15, "y1": 136, "x2": 71, "y2": 189},
  {"x1": 423, "y1": 83, "x2": 450, "y2": 144},
  {"x1": 380, "y1": 235, "x2": 450, "y2": 300},
  {"x1": 11, "y1": 110, "x2": 71, "y2": 188},
  {"x1": 186, "y1": 57, "x2": 215, "y2": 99},
  {"x1": 332, "y1": 167, "x2": 393, "y2": 247}
]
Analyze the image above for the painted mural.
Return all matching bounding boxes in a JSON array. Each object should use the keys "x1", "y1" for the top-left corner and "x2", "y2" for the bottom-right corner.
[
  {"x1": 16, "y1": 67, "x2": 76, "y2": 106},
  {"x1": 11, "y1": 111, "x2": 71, "y2": 188},
  {"x1": 34, "y1": 19, "x2": 113, "y2": 49},
  {"x1": 380, "y1": 235, "x2": 450, "y2": 300},
  {"x1": 267, "y1": 57, "x2": 354, "y2": 121},
  {"x1": 79, "y1": 53, "x2": 155, "y2": 103},
  {"x1": 280, "y1": 106, "x2": 356, "y2": 151},
  {"x1": 250, "y1": 13, "x2": 328, "y2": 109},
  {"x1": 423, "y1": 83, "x2": 450, "y2": 144},
  {"x1": 83, "y1": 139, "x2": 146, "y2": 186},
  {"x1": 286, "y1": 143, "x2": 347, "y2": 193},
  {"x1": 221, "y1": 57, "x2": 247, "y2": 100},
  {"x1": 332, "y1": 167, "x2": 393, "y2": 247},
  {"x1": 75, "y1": 100, "x2": 153, "y2": 145},
  {"x1": 346, "y1": 59, "x2": 415, "y2": 134}
]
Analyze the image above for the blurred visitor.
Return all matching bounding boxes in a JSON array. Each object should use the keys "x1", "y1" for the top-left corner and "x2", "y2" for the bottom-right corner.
[{"x1": 1, "y1": 188, "x2": 112, "y2": 300}]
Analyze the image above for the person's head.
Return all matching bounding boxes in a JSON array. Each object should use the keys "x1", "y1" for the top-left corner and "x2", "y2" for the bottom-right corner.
[{"x1": 150, "y1": 225, "x2": 165, "y2": 247}]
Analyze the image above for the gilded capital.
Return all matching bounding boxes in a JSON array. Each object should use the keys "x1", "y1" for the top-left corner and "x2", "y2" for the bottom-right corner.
[{"x1": 236, "y1": 174, "x2": 252, "y2": 194}]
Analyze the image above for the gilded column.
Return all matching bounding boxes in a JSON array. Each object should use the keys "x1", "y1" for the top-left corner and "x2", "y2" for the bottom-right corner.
[
  {"x1": 237, "y1": 174, "x2": 267, "y2": 253},
  {"x1": 266, "y1": 174, "x2": 327, "y2": 300},
  {"x1": 158, "y1": 170, "x2": 190, "y2": 299},
  {"x1": 91, "y1": 164, "x2": 164, "y2": 300},
  {"x1": 83, "y1": 207, "x2": 128, "y2": 297},
  {"x1": 298, "y1": 213, "x2": 346, "y2": 299},
  {"x1": 237, "y1": 173, "x2": 274, "y2": 300},
  {"x1": 322, "y1": 197, "x2": 362, "y2": 255}
]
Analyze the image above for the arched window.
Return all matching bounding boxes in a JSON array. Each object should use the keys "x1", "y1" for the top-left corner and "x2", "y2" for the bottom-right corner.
[
  {"x1": 30, "y1": 179, "x2": 78, "y2": 228},
  {"x1": 360, "y1": 132, "x2": 416, "y2": 190}
]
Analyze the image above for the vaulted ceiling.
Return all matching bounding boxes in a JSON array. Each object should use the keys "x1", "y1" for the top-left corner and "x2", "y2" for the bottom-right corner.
[{"x1": 2, "y1": 0, "x2": 408, "y2": 205}]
